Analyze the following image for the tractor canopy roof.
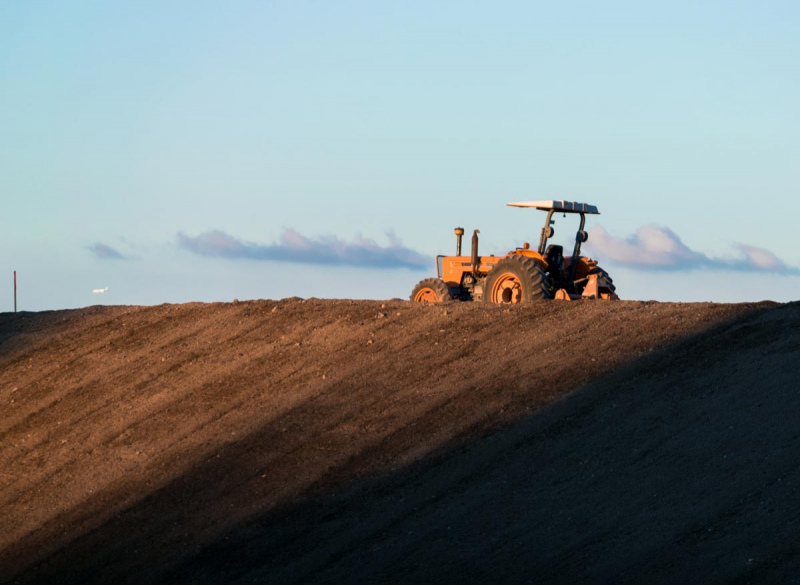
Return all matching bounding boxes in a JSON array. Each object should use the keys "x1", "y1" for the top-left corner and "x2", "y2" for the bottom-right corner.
[{"x1": 507, "y1": 200, "x2": 600, "y2": 214}]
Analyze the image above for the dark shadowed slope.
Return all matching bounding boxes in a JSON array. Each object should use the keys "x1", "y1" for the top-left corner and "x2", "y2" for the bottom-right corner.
[{"x1": 1, "y1": 299, "x2": 797, "y2": 583}]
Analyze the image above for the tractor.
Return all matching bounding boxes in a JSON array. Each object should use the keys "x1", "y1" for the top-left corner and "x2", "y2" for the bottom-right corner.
[{"x1": 410, "y1": 200, "x2": 618, "y2": 304}]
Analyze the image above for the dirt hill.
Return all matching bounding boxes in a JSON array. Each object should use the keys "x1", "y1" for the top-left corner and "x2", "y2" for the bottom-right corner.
[{"x1": 1, "y1": 298, "x2": 799, "y2": 583}]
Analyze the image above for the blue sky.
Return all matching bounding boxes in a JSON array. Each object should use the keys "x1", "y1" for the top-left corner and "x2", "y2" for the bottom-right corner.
[{"x1": 2, "y1": 1, "x2": 799, "y2": 310}]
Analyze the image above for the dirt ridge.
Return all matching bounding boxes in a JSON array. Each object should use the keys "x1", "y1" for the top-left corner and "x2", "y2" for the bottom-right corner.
[{"x1": 1, "y1": 298, "x2": 798, "y2": 583}]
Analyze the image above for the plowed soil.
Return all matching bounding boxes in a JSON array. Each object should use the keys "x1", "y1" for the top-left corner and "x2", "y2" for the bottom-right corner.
[{"x1": 2, "y1": 298, "x2": 800, "y2": 583}]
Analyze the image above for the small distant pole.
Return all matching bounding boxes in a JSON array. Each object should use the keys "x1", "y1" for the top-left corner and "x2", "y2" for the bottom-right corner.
[{"x1": 13, "y1": 270, "x2": 17, "y2": 313}]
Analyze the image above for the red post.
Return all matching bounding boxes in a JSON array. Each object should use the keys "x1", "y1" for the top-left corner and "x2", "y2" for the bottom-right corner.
[{"x1": 14, "y1": 271, "x2": 17, "y2": 313}]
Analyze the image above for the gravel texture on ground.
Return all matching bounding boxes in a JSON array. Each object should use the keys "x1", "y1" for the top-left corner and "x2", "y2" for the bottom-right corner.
[{"x1": 1, "y1": 298, "x2": 798, "y2": 583}]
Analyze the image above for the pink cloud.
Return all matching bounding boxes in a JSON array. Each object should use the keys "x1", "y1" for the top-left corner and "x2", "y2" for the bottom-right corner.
[
  {"x1": 178, "y1": 229, "x2": 429, "y2": 270},
  {"x1": 586, "y1": 225, "x2": 799, "y2": 275}
]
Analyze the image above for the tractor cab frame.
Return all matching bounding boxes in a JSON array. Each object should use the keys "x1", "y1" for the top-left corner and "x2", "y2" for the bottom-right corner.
[{"x1": 507, "y1": 200, "x2": 600, "y2": 284}]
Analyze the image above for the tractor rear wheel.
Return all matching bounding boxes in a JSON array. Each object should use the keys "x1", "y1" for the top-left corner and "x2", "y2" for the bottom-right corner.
[
  {"x1": 410, "y1": 278, "x2": 452, "y2": 303},
  {"x1": 588, "y1": 266, "x2": 616, "y2": 292},
  {"x1": 483, "y1": 256, "x2": 551, "y2": 304}
]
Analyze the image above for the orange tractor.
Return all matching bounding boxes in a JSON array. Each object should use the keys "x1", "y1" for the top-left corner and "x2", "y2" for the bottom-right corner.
[{"x1": 410, "y1": 200, "x2": 618, "y2": 304}]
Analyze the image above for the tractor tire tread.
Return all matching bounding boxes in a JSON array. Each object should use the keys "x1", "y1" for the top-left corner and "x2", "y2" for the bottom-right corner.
[{"x1": 483, "y1": 255, "x2": 551, "y2": 303}]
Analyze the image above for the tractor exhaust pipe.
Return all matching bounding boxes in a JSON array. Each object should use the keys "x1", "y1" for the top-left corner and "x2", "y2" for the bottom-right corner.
[
  {"x1": 454, "y1": 227, "x2": 464, "y2": 256},
  {"x1": 471, "y1": 229, "x2": 480, "y2": 277}
]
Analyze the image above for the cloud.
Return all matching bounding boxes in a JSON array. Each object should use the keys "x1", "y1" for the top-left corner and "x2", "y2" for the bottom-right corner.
[
  {"x1": 586, "y1": 225, "x2": 800, "y2": 275},
  {"x1": 87, "y1": 242, "x2": 127, "y2": 260},
  {"x1": 177, "y1": 229, "x2": 430, "y2": 270}
]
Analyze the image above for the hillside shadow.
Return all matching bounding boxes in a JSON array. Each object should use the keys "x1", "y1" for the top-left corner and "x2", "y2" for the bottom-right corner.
[
  {"x1": 0, "y1": 311, "x2": 60, "y2": 358},
  {"x1": 5, "y1": 302, "x2": 800, "y2": 584},
  {"x1": 0, "y1": 308, "x2": 106, "y2": 364}
]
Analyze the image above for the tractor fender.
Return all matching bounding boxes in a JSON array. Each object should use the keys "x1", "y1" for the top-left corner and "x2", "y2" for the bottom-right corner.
[{"x1": 564, "y1": 256, "x2": 597, "y2": 281}]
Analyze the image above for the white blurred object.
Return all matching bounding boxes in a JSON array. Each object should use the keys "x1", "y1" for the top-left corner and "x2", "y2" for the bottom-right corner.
[{"x1": 92, "y1": 287, "x2": 109, "y2": 294}]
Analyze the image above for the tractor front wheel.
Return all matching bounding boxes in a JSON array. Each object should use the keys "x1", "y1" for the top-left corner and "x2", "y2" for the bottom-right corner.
[
  {"x1": 483, "y1": 256, "x2": 551, "y2": 304},
  {"x1": 410, "y1": 278, "x2": 452, "y2": 303}
]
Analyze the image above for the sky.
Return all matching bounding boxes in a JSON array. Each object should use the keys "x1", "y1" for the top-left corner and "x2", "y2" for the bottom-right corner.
[{"x1": 2, "y1": 1, "x2": 799, "y2": 311}]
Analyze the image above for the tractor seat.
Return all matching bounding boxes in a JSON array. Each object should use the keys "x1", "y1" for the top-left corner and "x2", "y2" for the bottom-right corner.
[{"x1": 545, "y1": 245, "x2": 564, "y2": 278}]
